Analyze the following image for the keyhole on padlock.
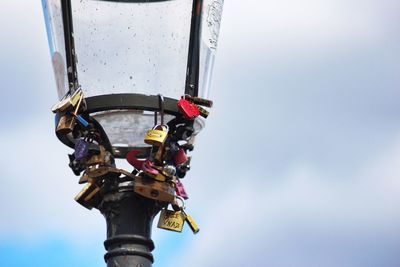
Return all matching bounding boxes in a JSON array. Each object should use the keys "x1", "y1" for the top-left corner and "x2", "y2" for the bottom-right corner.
[{"x1": 150, "y1": 190, "x2": 159, "y2": 198}]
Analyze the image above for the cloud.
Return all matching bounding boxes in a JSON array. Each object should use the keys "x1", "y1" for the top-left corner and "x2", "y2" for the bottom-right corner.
[
  {"x1": 1, "y1": 1, "x2": 400, "y2": 267},
  {"x1": 0, "y1": 120, "x2": 105, "y2": 242},
  {"x1": 177, "y1": 137, "x2": 400, "y2": 267},
  {"x1": 221, "y1": 0, "x2": 400, "y2": 53}
]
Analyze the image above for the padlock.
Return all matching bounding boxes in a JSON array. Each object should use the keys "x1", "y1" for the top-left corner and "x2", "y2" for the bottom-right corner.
[
  {"x1": 51, "y1": 89, "x2": 82, "y2": 113},
  {"x1": 196, "y1": 105, "x2": 209, "y2": 119},
  {"x1": 79, "y1": 173, "x2": 90, "y2": 184},
  {"x1": 157, "y1": 209, "x2": 185, "y2": 233},
  {"x1": 86, "y1": 146, "x2": 113, "y2": 166},
  {"x1": 154, "y1": 145, "x2": 165, "y2": 163},
  {"x1": 173, "y1": 149, "x2": 188, "y2": 166},
  {"x1": 177, "y1": 98, "x2": 200, "y2": 120},
  {"x1": 142, "y1": 160, "x2": 159, "y2": 176},
  {"x1": 85, "y1": 166, "x2": 121, "y2": 179},
  {"x1": 68, "y1": 154, "x2": 85, "y2": 176},
  {"x1": 184, "y1": 95, "x2": 213, "y2": 108},
  {"x1": 134, "y1": 176, "x2": 175, "y2": 203},
  {"x1": 56, "y1": 114, "x2": 76, "y2": 135},
  {"x1": 162, "y1": 165, "x2": 176, "y2": 178},
  {"x1": 74, "y1": 139, "x2": 89, "y2": 161},
  {"x1": 142, "y1": 160, "x2": 167, "y2": 182},
  {"x1": 71, "y1": 93, "x2": 89, "y2": 128},
  {"x1": 74, "y1": 182, "x2": 101, "y2": 210},
  {"x1": 174, "y1": 124, "x2": 194, "y2": 140},
  {"x1": 144, "y1": 125, "x2": 169, "y2": 146},
  {"x1": 126, "y1": 150, "x2": 146, "y2": 170},
  {"x1": 182, "y1": 210, "x2": 200, "y2": 234},
  {"x1": 175, "y1": 179, "x2": 189, "y2": 200},
  {"x1": 176, "y1": 157, "x2": 191, "y2": 178}
]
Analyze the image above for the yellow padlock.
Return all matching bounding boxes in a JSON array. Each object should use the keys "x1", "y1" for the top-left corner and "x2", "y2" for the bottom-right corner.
[
  {"x1": 51, "y1": 89, "x2": 83, "y2": 113},
  {"x1": 157, "y1": 209, "x2": 185, "y2": 233},
  {"x1": 144, "y1": 125, "x2": 168, "y2": 146}
]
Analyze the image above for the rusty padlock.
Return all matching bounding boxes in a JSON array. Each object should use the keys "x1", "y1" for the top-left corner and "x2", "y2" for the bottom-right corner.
[
  {"x1": 56, "y1": 114, "x2": 76, "y2": 135},
  {"x1": 134, "y1": 176, "x2": 175, "y2": 203}
]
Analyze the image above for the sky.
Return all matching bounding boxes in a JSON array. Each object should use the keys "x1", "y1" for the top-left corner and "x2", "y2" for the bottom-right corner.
[{"x1": 1, "y1": 0, "x2": 400, "y2": 267}]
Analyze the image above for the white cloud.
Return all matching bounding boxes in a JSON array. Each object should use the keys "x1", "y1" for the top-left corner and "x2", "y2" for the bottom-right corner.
[
  {"x1": 0, "y1": 120, "x2": 105, "y2": 243},
  {"x1": 220, "y1": 0, "x2": 400, "y2": 59},
  {"x1": 177, "y1": 136, "x2": 400, "y2": 267}
]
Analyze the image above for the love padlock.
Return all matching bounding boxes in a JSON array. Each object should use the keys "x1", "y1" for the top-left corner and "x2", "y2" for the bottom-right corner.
[
  {"x1": 142, "y1": 160, "x2": 167, "y2": 182},
  {"x1": 142, "y1": 160, "x2": 159, "y2": 176},
  {"x1": 126, "y1": 150, "x2": 146, "y2": 170},
  {"x1": 74, "y1": 139, "x2": 89, "y2": 161},
  {"x1": 173, "y1": 149, "x2": 188, "y2": 166},
  {"x1": 177, "y1": 98, "x2": 200, "y2": 120},
  {"x1": 175, "y1": 179, "x2": 189, "y2": 200},
  {"x1": 134, "y1": 176, "x2": 175, "y2": 203},
  {"x1": 51, "y1": 89, "x2": 82, "y2": 113},
  {"x1": 56, "y1": 114, "x2": 76, "y2": 135},
  {"x1": 144, "y1": 124, "x2": 169, "y2": 146}
]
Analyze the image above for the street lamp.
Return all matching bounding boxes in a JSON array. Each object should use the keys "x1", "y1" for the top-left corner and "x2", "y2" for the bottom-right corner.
[{"x1": 42, "y1": 0, "x2": 223, "y2": 266}]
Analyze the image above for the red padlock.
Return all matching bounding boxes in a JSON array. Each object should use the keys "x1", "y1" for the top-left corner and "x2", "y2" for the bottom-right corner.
[
  {"x1": 173, "y1": 149, "x2": 188, "y2": 166},
  {"x1": 126, "y1": 150, "x2": 146, "y2": 170},
  {"x1": 177, "y1": 98, "x2": 200, "y2": 120},
  {"x1": 175, "y1": 179, "x2": 189, "y2": 200}
]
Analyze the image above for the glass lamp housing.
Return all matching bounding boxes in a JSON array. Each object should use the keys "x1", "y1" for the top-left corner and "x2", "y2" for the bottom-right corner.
[{"x1": 42, "y1": 0, "x2": 223, "y2": 154}]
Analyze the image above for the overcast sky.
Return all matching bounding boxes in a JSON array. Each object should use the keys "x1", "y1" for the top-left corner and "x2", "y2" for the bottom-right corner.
[{"x1": 1, "y1": 0, "x2": 400, "y2": 267}]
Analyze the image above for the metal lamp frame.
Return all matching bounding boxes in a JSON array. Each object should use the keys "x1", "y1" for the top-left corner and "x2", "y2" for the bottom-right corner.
[{"x1": 57, "y1": 0, "x2": 204, "y2": 158}]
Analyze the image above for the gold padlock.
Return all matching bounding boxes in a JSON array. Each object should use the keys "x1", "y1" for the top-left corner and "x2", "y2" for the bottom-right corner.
[
  {"x1": 154, "y1": 172, "x2": 167, "y2": 182},
  {"x1": 134, "y1": 176, "x2": 175, "y2": 203},
  {"x1": 86, "y1": 146, "x2": 112, "y2": 166},
  {"x1": 79, "y1": 173, "x2": 90, "y2": 184},
  {"x1": 182, "y1": 211, "x2": 200, "y2": 234},
  {"x1": 154, "y1": 145, "x2": 164, "y2": 163},
  {"x1": 184, "y1": 95, "x2": 213, "y2": 108},
  {"x1": 144, "y1": 125, "x2": 168, "y2": 146},
  {"x1": 144, "y1": 171, "x2": 167, "y2": 182},
  {"x1": 85, "y1": 166, "x2": 121, "y2": 179},
  {"x1": 56, "y1": 114, "x2": 76, "y2": 135},
  {"x1": 196, "y1": 105, "x2": 209, "y2": 119},
  {"x1": 157, "y1": 209, "x2": 184, "y2": 232},
  {"x1": 51, "y1": 89, "x2": 82, "y2": 113},
  {"x1": 74, "y1": 182, "x2": 101, "y2": 210}
]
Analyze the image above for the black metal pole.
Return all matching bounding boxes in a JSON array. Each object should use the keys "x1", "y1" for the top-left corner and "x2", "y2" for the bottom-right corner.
[{"x1": 99, "y1": 181, "x2": 163, "y2": 267}]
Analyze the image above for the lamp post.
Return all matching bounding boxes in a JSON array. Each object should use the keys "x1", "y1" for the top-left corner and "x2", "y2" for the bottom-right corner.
[{"x1": 42, "y1": 0, "x2": 223, "y2": 266}]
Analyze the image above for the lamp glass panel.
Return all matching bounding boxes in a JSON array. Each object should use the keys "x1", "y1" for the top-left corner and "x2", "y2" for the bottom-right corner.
[
  {"x1": 42, "y1": 0, "x2": 69, "y2": 99},
  {"x1": 71, "y1": 0, "x2": 192, "y2": 99},
  {"x1": 198, "y1": 0, "x2": 224, "y2": 99}
]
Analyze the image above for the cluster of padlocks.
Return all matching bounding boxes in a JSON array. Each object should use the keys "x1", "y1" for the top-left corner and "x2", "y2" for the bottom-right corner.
[{"x1": 52, "y1": 90, "x2": 212, "y2": 234}]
